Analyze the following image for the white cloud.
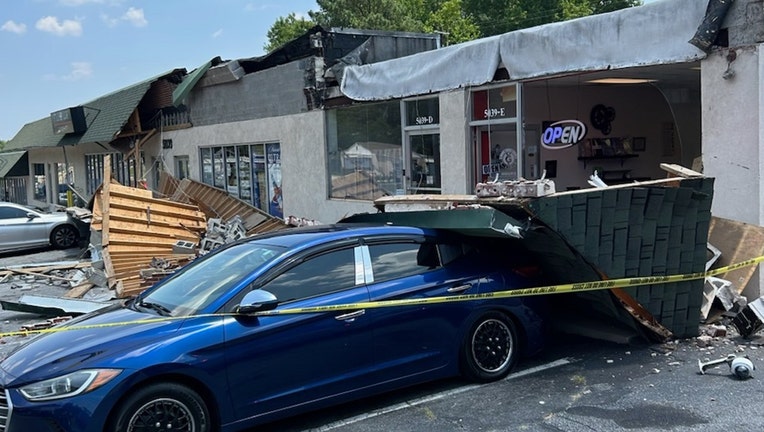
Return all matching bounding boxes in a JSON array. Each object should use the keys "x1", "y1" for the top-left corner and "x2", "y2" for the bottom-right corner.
[
  {"x1": 100, "y1": 7, "x2": 146, "y2": 28},
  {"x1": 64, "y1": 62, "x2": 93, "y2": 80},
  {"x1": 44, "y1": 61, "x2": 93, "y2": 81},
  {"x1": 212, "y1": 28, "x2": 223, "y2": 38},
  {"x1": 1, "y1": 20, "x2": 27, "y2": 34},
  {"x1": 122, "y1": 7, "x2": 147, "y2": 27},
  {"x1": 36, "y1": 16, "x2": 83, "y2": 36},
  {"x1": 100, "y1": 13, "x2": 119, "y2": 27},
  {"x1": 244, "y1": 3, "x2": 269, "y2": 12}
]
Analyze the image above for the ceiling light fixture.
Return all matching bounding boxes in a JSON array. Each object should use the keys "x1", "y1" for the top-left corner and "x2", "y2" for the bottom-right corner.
[{"x1": 586, "y1": 78, "x2": 657, "y2": 84}]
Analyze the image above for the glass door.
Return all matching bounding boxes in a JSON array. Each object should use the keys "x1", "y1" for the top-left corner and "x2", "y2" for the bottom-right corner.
[{"x1": 406, "y1": 132, "x2": 441, "y2": 194}]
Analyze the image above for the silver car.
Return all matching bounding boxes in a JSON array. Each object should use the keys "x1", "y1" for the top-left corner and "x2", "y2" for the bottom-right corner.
[{"x1": 0, "y1": 202, "x2": 81, "y2": 254}]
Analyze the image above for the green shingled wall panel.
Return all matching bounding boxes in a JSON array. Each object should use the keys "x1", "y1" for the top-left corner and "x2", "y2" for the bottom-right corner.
[{"x1": 527, "y1": 177, "x2": 714, "y2": 338}]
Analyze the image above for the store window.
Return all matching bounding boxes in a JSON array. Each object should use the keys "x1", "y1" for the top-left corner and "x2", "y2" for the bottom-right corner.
[
  {"x1": 85, "y1": 153, "x2": 141, "y2": 195},
  {"x1": 174, "y1": 156, "x2": 190, "y2": 180},
  {"x1": 470, "y1": 84, "x2": 520, "y2": 183},
  {"x1": 404, "y1": 97, "x2": 441, "y2": 194},
  {"x1": 266, "y1": 144, "x2": 282, "y2": 218},
  {"x1": 471, "y1": 86, "x2": 517, "y2": 121},
  {"x1": 326, "y1": 101, "x2": 402, "y2": 200},
  {"x1": 33, "y1": 163, "x2": 46, "y2": 200},
  {"x1": 199, "y1": 143, "x2": 281, "y2": 217},
  {"x1": 200, "y1": 148, "x2": 213, "y2": 185}
]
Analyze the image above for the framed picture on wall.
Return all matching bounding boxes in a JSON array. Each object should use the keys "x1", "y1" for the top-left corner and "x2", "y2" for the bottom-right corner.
[{"x1": 633, "y1": 137, "x2": 646, "y2": 152}]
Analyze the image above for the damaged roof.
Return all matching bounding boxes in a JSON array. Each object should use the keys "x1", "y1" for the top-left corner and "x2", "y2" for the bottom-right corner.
[
  {"x1": 340, "y1": 0, "x2": 708, "y2": 100},
  {"x1": 4, "y1": 68, "x2": 185, "y2": 152}
]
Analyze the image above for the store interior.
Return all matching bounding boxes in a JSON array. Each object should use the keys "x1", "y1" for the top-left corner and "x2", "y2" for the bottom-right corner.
[{"x1": 522, "y1": 62, "x2": 701, "y2": 190}]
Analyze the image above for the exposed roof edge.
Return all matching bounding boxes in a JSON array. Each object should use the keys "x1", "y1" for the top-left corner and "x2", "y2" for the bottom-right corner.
[
  {"x1": 340, "y1": 0, "x2": 708, "y2": 101},
  {"x1": 0, "y1": 151, "x2": 29, "y2": 177},
  {"x1": 173, "y1": 57, "x2": 222, "y2": 107},
  {"x1": 5, "y1": 68, "x2": 186, "y2": 152},
  {"x1": 340, "y1": 35, "x2": 502, "y2": 101},
  {"x1": 499, "y1": 0, "x2": 708, "y2": 81}
]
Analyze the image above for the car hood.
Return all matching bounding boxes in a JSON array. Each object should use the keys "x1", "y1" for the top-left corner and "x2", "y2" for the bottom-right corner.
[
  {"x1": 0, "y1": 304, "x2": 185, "y2": 385},
  {"x1": 38, "y1": 213, "x2": 69, "y2": 223}
]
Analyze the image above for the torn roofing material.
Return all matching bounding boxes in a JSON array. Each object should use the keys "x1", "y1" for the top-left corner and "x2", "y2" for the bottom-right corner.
[
  {"x1": 4, "y1": 69, "x2": 186, "y2": 152},
  {"x1": 1, "y1": 294, "x2": 111, "y2": 317},
  {"x1": 340, "y1": 0, "x2": 708, "y2": 101}
]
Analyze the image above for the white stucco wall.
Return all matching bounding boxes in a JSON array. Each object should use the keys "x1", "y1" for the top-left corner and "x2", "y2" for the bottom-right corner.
[
  {"x1": 161, "y1": 111, "x2": 376, "y2": 224},
  {"x1": 438, "y1": 90, "x2": 471, "y2": 194},
  {"x1": 702, "y1": 45, "x2": 762, "y2": 225},
  {"x1": 702, "y1": 44, "x2": 764, "y2": 299}
]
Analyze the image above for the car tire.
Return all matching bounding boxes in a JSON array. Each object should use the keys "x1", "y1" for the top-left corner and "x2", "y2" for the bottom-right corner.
[
  {"x1": 50, "y1": 224, "x2": 78, "y2": 249},
  {"x1": 110, "y1": 382, "x2": 211, "y2": 432},
  {"x1": 460, "y1": 311, "x2": 519, "y2": 382}
]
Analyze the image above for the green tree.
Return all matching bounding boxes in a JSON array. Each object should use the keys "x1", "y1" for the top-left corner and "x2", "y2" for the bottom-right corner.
[
  {"x1": 463, "y1": 0, "x2": 641, "y2": 36},
  {"x1": 309, "y1": 0, "x2": 424, "y2": 32},
  {"x1": 424, "y1": 0, "x2": 481, "y2": 45},
  {"x1": 265, "y1": 0, "x2": 642, "y2": 51},
  {"x1": 264, "y1": 13, "x2": 316, "y2": 52}
]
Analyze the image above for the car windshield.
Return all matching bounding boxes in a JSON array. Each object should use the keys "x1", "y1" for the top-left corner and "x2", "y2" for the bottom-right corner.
[{"x1": 140, "y1": 242, "x2": 283, "y2": 316}]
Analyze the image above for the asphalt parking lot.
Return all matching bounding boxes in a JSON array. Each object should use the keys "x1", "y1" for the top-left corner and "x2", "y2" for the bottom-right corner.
[
  {"x1": 1, "y1": 246, "x2": 763, "y2": 432},
  {"x1": 262, "y1": 331, "x2": 763, "y2": 432}
]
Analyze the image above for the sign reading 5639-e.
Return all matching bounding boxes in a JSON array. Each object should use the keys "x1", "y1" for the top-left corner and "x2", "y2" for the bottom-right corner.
[{"x1": 541, "y1": 120, "x2": 587, "y2": 150}]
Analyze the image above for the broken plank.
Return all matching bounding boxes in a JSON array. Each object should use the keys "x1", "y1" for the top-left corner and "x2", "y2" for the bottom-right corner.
[
  {"x1": 65, "y1": 282, "x2": 95, "y2": 298},
  {"x1": 611, "y1": 288, "x2": 673, "y2": 341},
  {"x1": 7, "y1": 268, "x2": 75, "y2": 282},
  {"x1": 660, "y1": 163, "x2": 703, "y2": 178},
  {"x1": 108, "y1": 194, "x2": 207, "y2": 217},
  {"x1": 0, "y1": 261, "x2": 90, "y2": 273}
]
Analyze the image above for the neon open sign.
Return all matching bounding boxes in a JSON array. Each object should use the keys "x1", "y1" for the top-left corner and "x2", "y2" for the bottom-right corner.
[{"x1": 541, "y1": 120, "x2": 587, "y2": 150}]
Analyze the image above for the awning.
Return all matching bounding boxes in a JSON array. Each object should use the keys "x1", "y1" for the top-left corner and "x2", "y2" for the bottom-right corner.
[
  {"x1": 340, "y1": 0, "x2": 708, "y2": 101},
  {"x1": 0, "y1": 151, "x2": 28, "y2": 178}
]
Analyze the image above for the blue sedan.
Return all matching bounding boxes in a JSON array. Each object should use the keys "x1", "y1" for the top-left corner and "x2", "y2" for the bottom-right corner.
[{"x1": 0, "y1": 224, "x2": 546, "y2": 432}]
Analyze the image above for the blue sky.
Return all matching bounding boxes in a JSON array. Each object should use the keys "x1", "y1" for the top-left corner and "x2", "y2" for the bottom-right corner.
[{"x1": 0, "y1": 0, "x2": 318, "y2": 141}]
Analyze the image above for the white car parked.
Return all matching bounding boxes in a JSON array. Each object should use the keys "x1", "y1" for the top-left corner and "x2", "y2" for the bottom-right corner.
[{"x1": 0, "y1": 202, "x2": 82, "y2": 254}]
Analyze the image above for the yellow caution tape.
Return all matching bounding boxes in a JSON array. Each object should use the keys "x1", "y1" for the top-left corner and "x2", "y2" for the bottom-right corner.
[
  {"x1": 1, "y1": 256, "x2": 762, "y2": 339},
  {"x1": 252, "y1": 255, "x2": 764, "y2": 316}
]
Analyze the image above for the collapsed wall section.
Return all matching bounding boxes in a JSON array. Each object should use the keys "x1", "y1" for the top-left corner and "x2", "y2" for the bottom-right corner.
[{"x1": 526, "y1": 177, "x2": 715, "y2": 338}]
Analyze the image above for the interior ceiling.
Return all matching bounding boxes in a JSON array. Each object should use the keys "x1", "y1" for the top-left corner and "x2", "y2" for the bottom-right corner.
[{"x1": 522, "y1": 62, "x2": 701, "y2": 88}]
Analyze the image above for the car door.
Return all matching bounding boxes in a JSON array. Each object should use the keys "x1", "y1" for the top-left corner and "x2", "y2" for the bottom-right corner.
[
  {"x1": 363, "y1": 236, "x2": 486, "y2": 381},
  {"x1": 222, "y1": 242, "x2": 374, "y2": 423},
  {"x1": 0, "y1": 206, "x2": 49, "y2": 252}
]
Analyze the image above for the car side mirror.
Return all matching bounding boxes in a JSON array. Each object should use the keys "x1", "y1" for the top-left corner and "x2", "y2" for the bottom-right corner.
[
  {"x1": 26, "y1": 212, "x2": 39, "y2": 220},
  {"x1": 236, "y1": 290, "x2": 279, "y2": 315}
]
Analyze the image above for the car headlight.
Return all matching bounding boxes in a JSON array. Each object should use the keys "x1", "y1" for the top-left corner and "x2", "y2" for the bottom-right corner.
[{"x1": 19, "y1": 369, "x2": 122, "y2": 401}]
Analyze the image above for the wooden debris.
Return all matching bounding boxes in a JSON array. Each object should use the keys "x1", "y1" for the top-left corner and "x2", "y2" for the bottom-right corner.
[
  {"x1": 65, "y1": 282, "x2": 95, "y2": 299},
  {"x1": 4, "y1": 268, "x2": 73, "y2": 282},
  {"x1": 158, "y1": 172, "x2": 288, "y2": 236},
  {"x1": 95, "y1": 158, "x2": 208, "y2": 298}
]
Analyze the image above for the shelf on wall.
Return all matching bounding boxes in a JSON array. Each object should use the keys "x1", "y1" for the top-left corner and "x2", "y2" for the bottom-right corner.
[{"x1": 578, "y1": 154, "x2": 638, "y2": 167}]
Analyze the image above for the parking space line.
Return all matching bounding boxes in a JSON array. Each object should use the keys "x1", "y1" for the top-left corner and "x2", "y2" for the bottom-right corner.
[{"x1": 314, "y1": 357, "x2": 575, "y2": 431}]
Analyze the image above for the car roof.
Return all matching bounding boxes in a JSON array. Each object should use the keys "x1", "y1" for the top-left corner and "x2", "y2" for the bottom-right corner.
[{"x1": 246, "y1": 223, "x2": 434, "y2": 249}]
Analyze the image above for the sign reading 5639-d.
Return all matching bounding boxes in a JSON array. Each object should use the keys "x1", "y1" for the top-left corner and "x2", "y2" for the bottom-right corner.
[{"x1": 541, "y1": 120, "x2": 587, "y2": 150}]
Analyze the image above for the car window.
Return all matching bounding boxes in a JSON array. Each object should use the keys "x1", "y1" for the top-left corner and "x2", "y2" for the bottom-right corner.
[
  {"x1": 0, "y1": 207, "x2": 29, "y2": 219},
  {"x1": 263, "y1": 247, "x2": 357, "y2": 302},
  {"x1": 142, "y1": 242, "x2": 283, "y2": 315},
  {"x1": 367, "y1": 241, "x2": 440, "y2": 283}
]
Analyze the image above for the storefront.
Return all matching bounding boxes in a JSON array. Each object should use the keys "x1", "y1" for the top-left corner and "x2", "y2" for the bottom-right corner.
[
  {"x1": 198, "y1": 143, "x2": 283, "y2": 218},
  {"x1": 337, "y1": 0, "x2": 708, "y2": 200}
]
